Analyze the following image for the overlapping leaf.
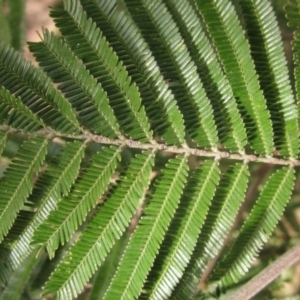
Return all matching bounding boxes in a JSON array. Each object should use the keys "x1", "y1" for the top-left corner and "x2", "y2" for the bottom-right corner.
[
  {"x1": 0, "y1": 87, "x2": 45, "y2": 132},
  {"x1": 124, "y1": 0, "x2": 218, "y2": 148},
  {"x1": 171, "y1": 163, "x2": 249, "y2": 299},
  {"x1": 211, "y1": 167, "x2": 295, "y2": 290},
  {"x1": 0, "y1": 43, "x2": 80, "y2": 133},
  {"x1": 141, "y1": 160, "x2": 220, "y2": 299},
  {"x1": 49, "y1": 0, "x2": 153, "y2": 142},
  {"x1": 0, "y1": 248, "x2": 39, "y2": 300},
  {"x1": 43, "y1": 151, "x2": 155, "y2": 299},
  {"x1": 32, "y1": 146, "x2": 121, "y2": 258},
  {"x1": 239, "y1": 0, "x2": 298, "y2": 158},
  {"x1": 80, "y1": 0, "x2": 186, "y2": 145},
  {"x1": 0, "y1": 1, "x2": 298, "y2": 299},
  {"x1": 165, "y1": 0, "x2": 247, "y2": 153},
  {"x1": 285, "y1": 0, "x2": 300, "y2": 130},
  {"x1": 0, "y1": 136, "x2": 48, "y2": 243},
  {"x1": 104, "y1": 156, "x2": 189, "y2": 300},
  {"x1": 196, "y1": 0, "x2": 274, "y2": 155},
  {"x1": 0, "y1": 141, "x2": 85, "y2": 283},
  {"x1": 29, "y1": 30, "x2": 121, "y2": 138}
]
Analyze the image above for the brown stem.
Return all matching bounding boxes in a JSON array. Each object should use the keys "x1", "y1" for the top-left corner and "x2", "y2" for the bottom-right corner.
[
  {"x1": 2, "y1": 126, "x2": 300, "y2": 167},
  {"x1": 228, "y1": 243, "x2": 300, "y2": 300}
]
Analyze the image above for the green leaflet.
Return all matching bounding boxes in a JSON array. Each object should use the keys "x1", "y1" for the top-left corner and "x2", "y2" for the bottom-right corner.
[
  {"x1": 0, "y1": 141, "x2": 85, "y2": 283},
  {"x1": 239, "y1": 0, "x2": 299, "y2": 158},
  {"x1": 285, "y1": 0, "x2": 300, "y2": 134},
  {"x1": 141, "y1": 160, "x2": 220, "y2": 299},
  {"x1": 124, "y1": 0, "x2": 218, "y2": 149},
  {"x1": 171, "y1": 163, "x2": 249, "y2": 299},
  {"x1": 0, "y1": 43, "x2": 80, "y2": 134},
  {"x1": 89, "y1": 234, "x2": 129, "y2": 300},
  {"x1": 43, "y1": 151, "x2": 155, "y2": 299},
  {"x1": 32, "y1": 146, "x2": 121, "y2": 258},
  {"x1": 0, "y1": 248, "x2": 39, "y2": 300},
  {"x1": 103, "y1": 156, "x2": 189, "y2": 300},
  {"x1": 29, "y1": 30, "x2": 121, "y2": 139},
  {"x1": 0, "y1": 136, "x2": 48, "y2": 243},
  {"x1": 50, "y1": 0, "x2": 153, "y2": 142},
  {"x1": 0, "y1": 87, "x2": 45, "y2": 132},
  {"x1": 0, "y1": 210, "x2": 35, "y2": 284},
  {"x1": 80, "y1": 0, "x2": 186, "y2": 145},
  {"x1": 196, "y1": 0, "x2": 274, "y2": 156},
  {"x1": 164, "y1": 0, "x2": 247, "y2": 153},
  {"x1": 211, "y1": 167, "x2": 295, "y2": 291}
]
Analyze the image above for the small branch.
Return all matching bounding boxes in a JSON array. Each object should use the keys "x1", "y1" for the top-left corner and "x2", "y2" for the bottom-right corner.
[
  {"x1": 3, "y1": 126, "x2": 300, "y2": 167},
  {"x1": 228, "y1": 243, "x2": 300, "y2": 300}
]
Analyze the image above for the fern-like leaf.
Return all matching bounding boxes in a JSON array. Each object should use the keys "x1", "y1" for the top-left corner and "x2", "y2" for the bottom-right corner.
[
  {"x1": 0, "y1": 87, "x2": 45, "y2": 132},
  {"x1": 80, "y1": 0, "x2": 186, "y2": 145},
  {"x1": 29, "y1": 30, "x2": 121, "y2": 138},
  {"x1": 43, "y1": 151, "x2": 155, "y2": 299},
  {"x1": 0, "y1": 1, "x2": 299, "y2": 299},
  {"x1": 141, "y1": 160, "x2": 220, "y2": 299},
  {"x1": 49, "y1": 0, "x2": 153, "y2": 142},
  {"x1": 196, "y1": 0, "x2": 274, "y2": 155},
  {"x1": 0, "y1": 43, "x2": 80, "y2": 133},
  {"x1": 285, "y1": 0, "x2": 300, "y2": 130},
  {"x1": 32, "y1": 146, "x2": 121, "y2": 258},
  {"x1": 0, "y1": 141, "x2": 85, "y2": 283},
  {"x1": 124, "y1": 0, "x2": 218, "y2": 148},
  {"x1": 104, "y1": 156, "x2": 189, "y2": 300},
  {"x1": 171, "y1": 163, "x2": 249, "y2": 299},
  {"x1": 211, "y1": 167, "x2": 295, "y2": 290},
  {"x1": 239, "y1": 0, "x2": 299, "y2": 158},
  {"x1": 164, "y1": 0, "x2": 247, "y2": 153},
  {"x1": 0, "y1": 136, "x2": 48, "y2": 243},
  {"x1": 0, "y1": 248, "x2": 39, "y2": 300}
]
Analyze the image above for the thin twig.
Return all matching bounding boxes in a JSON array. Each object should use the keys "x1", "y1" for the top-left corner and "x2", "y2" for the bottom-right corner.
[
  {"x1": 228, "y1": 243, "x2": 300, "y2": 300},
  {"x1": 2, "y1": 126, "x2": 300, "y2": 167}
]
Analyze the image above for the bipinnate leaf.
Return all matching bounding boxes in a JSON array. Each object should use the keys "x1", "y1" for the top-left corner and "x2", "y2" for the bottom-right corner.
[
  {"x1": 0, "y1": 1, "x2": 299, "y2": 299},
  {"x1": 211, "y1": 167, "x2": 295, "y2": 290},
  {"x1": 0, "y1": 141, "x2": 85, "y2": 283},
  {"x1": 0, "y1": 136, "x2": 48, "y2": 243},
  {"x1": 43, "y1": 151, "x2": 155, "y2": 299},
  {"x1": 29, "y1": 30, "x2": 121, "y2": 139},
  {"x1": 103, "y1": 156, "x2": 189, "y2": 300},
  {"x1": 0, "y1": 87, "x2": 45, "y2": 132},
  {"x1": 0, "y1": 248, "x2": 39, "y2": 300},
  {"x1": 196, "y1": 0, "x2": 274, "y2": 155},
  {"x1": 0, "y1": 43, "x2": 80, "y2": 133},
  {"x1": 51, "y1": 0, "x2": 153, "y2": 142},
  {"x1": 239, "y1": 0, "x2": 299, "y2": 158},
  {"x1": 142, "y1": 160, "x2": 220, "y2": 299},
  {"x1": 165, "y1": 0, "x2": 247, "y2": 153},
  {"x1": 285, "y1": 0, "x2": 300, "y2": 132},
  {"x1": 124, "y1": 0, "x2": 218, "y2": 149},
  {"x1": 171, "y1": 163, "x2": 249, "y2": 299},
  {"x1": 32, "y1": 146, "x2": 121, "y2": 258},
  {"x1": 80, "y1": 0, "x2": 186, "y2": 145}
]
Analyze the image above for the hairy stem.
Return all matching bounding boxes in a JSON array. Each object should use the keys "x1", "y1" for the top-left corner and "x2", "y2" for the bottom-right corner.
[{"x1": 229, "y1": 242, "x2": 300, "y2": 300}]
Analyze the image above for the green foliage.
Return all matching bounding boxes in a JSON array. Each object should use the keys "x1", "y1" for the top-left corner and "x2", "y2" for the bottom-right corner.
[{"x1": 0, "y1": 0, "x2": 300, "y2": 299}]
